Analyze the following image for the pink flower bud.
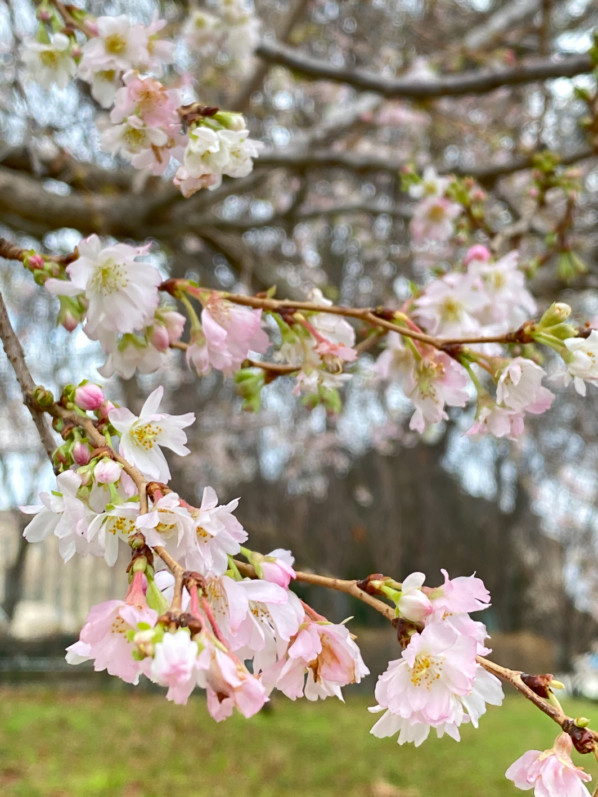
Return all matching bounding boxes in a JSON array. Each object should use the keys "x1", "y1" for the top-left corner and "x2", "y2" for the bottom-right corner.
[
  {"x1": 150, "y1": 324, "x2": 170, "y2": 353},
  {"x1": 98, "y1": 400, "x2": 116, "y2": 420},
  {"x1": 261, "y1": 549, "x2": 296, "y2": 589},
  {"x1": 72, "y1": 441, "x2": 91, "y2": 466},
  {"x1": 61, "y1": 310, "x2": 79, "y2": 332},
  {"x1": 464, "y1": 244, "x2": 491, "y2": 266},
  {"x1": 75, "y1": 383, "x2": 105, "y2": 410},
  {"x1": 28, "y1": 254, "x2": 45, "y2": 269},
  {"x1": 161, "y1": 311, "x2": 186, "y2": 343},
  {"x1": 94, "y1": 459, "x2": 122, "y2": 484}
]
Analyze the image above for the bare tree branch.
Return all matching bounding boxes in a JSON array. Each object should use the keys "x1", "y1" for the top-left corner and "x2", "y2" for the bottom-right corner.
[
  {"x1": 256, "y1": 41, "x2": 593, "y2": 99},
  {"x1": 464, "y1": 0, "x2": 541, "y2": 51},
  {"x1": 0, "y1": 288, "x2": 56, "y2": 461},
  {"x1": 232, "y1": 0, "x2": 310, "y2": 112}
]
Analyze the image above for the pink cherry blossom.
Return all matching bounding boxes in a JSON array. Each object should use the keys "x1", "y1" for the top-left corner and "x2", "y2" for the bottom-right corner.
[
  {"x1": 197, "y1": 641, "x2": 268, "y2": 721},
  {"x1": 506, "y1": 733, "x2": 592, "y2": 796},
  {"x1": 99, "y1": 333, "x2": 169, "y2": 379},
  {"x1": 111, "y1": 74, "x2": 179, "y2": 128},
  {"x1": 225, "y1": 579, "x2": 301, "y2": 660},
  {"x1": 430, "y1": 569, "x2": 491, "y2": 616},
  {"x1": 136, "y1": 492, "x2": 196, "y2": 560},
  {"x1": 467, "y1": 400, "x2": 525, "y2": 440},
  {"x1": 408, "y1": 167, "x2": 451, "y2": 200},
  {"x1": 407, "y1": 351, "x2": 470, "y2": 433},
  {"x1": 265, "y1": 614, "x2": 369, "y2": 701},
  {"x1": 86, "y1": 500, "x2": 140, "y2": 567},
  {"x1": 414, "y1": 271, "x2": 487, "y2": 338},
  {"x1": 397, "y1": 572, "x2": 433, "y2": 623},
  {"x1": 464, "y1": 244, "x2": 491, "y2": 266},
  {"x1": 187, "y1": 295, "x2": 269, "y2": 376},
  {"x1": 410, "y1": 196, "x2": 462, "y2": 245},
  {"x1": 150, "y1": 629, "x2": 200, "y2": 704},
  {"x1": 66, "y1": 573, "x2": 159, "y2": 684},
  {"x1": 560, "y1": 330, "x2": 598, "y2": 396},
  {"x1": 22, "y1": 33, "x2": 77, "y2": 90},
  {"x1": 373, "y1": 621, "x2": 478, "y2": 728},
  {"x1": 183, "y1": 486, "x2": 248, "y2": 577},
  {"x1": 260, "y1": 549, "x2": 296, "y2": 589},
  {"x1": 22, "y1": 470, "x2": 97, "y2": 563}
]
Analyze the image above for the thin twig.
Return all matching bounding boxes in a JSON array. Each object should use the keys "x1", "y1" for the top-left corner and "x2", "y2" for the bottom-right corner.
[
  {"x1": 0, "y1": 290, "x2": 56, "y2": 460},
  {"x1": 234, "y1": 560, "x2": 395, "y2": 621}
]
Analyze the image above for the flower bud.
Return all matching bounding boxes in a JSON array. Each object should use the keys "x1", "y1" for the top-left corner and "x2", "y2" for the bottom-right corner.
[
  {"x1": 539, "y1": 302, "x2": 572, "y2": 328},
  {"x1": 72, "y1": 441, "x2": 91, "y2": 465},
  {"x1": 94, "y1": 458, "x2": 122, "y2": 484},
  {"x1": 161, "y1": 310, "x2": 186, "y2": 343},
  {"x1": 98, "y1": 400, "x2": 116, "y2": 420},
  {"x1": 60, "y1": 309, "x2": 79, "y2": 332},
  {"x1": 150, "y1": 324, "x2": 170, "y2": 352},
  {"x1": 75, "y1": 383, "x2": 104, "y2": 410},
  {"x1": 213, "y1": 110, "x2": 246, "y2": 131},
  {"x1": 27, "y1": 254, "x2": 45, "y2": 270},
  {"x1": 464, "y1": 244, "x2": 491, "y2": 267}
]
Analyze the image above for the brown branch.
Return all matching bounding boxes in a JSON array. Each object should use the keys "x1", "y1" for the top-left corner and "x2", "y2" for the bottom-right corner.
[
  {"x1": 47, "y1": 0, "x2": 95, "y2": 36},
  {"x1": 256, "y1": 41, "x2": 594, "y2": 99},
  {"x1": 0, "y1": 290, "x2": 56, "y2": 460},
  {"x1": 234, "y1": 560, "x2": 396, "y2": 621},
  {"x1": 231, "y1": 0, "x2": 310, "y2": 112},
  {"x1": 216, "y1": 290, "x2": 521, "y2": 349},
  {"x1": 478, "y1": 656, "x2": 598, "y2": 747}
]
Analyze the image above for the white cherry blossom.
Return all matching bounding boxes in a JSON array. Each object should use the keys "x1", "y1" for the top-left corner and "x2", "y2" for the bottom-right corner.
[
  {"x1": 22, "y1": 33, "x2": 77, "y2": 90},
  {"x1": 109, "y1": 387, "x2": 195, "y2": 482}
]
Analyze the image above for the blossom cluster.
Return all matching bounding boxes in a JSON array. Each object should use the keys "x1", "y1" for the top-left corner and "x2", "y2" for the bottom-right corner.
[
  {"x1": 41, "y1": 235, "x2": 270, "y2": 378},
  {"x1": 22, "y1": 384, "x2": 368, "y2": 718},
  {"x1": 19, "y1": 376, "x2": 598, "y2": 793},
  {"x1": 21, "y1": 8, "x2": 262, "y2": 196},
  {"x1": 369, "y1": 570, "x2": 504, "y2": 745},
  {"x1": 183, "y1": 0, "x2": 261, "y2": 73},
  {"x1": 29, "y1": 224, "x2": 598, "y2": 435}
]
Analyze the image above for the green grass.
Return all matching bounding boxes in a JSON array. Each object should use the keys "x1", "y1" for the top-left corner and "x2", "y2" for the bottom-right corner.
[{"x1": 0, "y1": 686, "x2": 596, "y2": 796}]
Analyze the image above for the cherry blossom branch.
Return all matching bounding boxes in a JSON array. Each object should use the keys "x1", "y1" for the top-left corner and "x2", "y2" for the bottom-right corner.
[
  {"x1": 3, "y1": 305, "x2": 595, "y2": 751},
  {"x1": 234, "y1": 560, "x2": 396, "y2": 621},
  {"x1": 46, "y1": 0, "x2": 96, "y2": 37},
  {"x1": 236, "y1": 553, "x2": 598, "y2": 748},
  {"x1": 256, "y1": 40, "x2": 594, "y2": 99},
  {"x1": 184, "y1": 286, "x2": 530, "y2": 351},
  {"x1": 478, "y1": 656, "x2": 598, "y2": 750}
]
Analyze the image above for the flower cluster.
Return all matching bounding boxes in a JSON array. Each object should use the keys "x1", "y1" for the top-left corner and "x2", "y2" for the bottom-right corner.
[
  {"x1": 174, "y1": 112, "x2": 264, "y2": 197},
  {"x1": 183, "y1": 0, "x2": 261, "y2": 73},
  {"x1": 414, "y1": 248, "x2": 536, "y2": 340},
  {"x1": 376, "y1": 336, "x2": 470, "y2": 433},
  {"x1": 408, "y1": 168, "x2": 463, "y2": 246},
  {"x1": 21, "y1": 10, "x2": 262, "y2": 196},
  {"x1": 22, "y1": 384, "x2": 368, "y2": 717},
  {"x1": 43, "y1": 235, "x2": 185, "y2": 377},
  {"x1": 271, "y1": 289, "x2": 358, "y2": 410},
  {"x1": 369, "y1": 570, "x2": 504, "y2": 746}
]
